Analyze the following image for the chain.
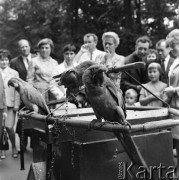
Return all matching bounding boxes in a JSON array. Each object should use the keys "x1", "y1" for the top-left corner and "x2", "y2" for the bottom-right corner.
[
  {"x1": 20, "y1": 116, "x2": 25, "y2": 152},
  {"x1": 47, "y1": 150, "x2": 56, "y2": 179},
  {"x1": 71, "y1": 129, "x2": 75, "y2": 168}
]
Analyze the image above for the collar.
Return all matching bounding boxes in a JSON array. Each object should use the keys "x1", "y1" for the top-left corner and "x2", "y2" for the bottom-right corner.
[
  {"x1": 165, "y1": 54, "x2": 170, "y2": 62},
  {"x1": 22, "y1": 53, "x2": 31, "y2": 61}
]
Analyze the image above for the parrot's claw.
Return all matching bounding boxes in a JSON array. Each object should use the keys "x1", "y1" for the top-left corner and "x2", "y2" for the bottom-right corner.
[
  {"x1": 26, "y1": 111, "x2": 37, "y2": 116},
  {"x1": 88, "y1": 119, "x2": 103, "y2": 129},
  {"x1": 122, "y1": 120, "x2": 131, "y2": 129}
]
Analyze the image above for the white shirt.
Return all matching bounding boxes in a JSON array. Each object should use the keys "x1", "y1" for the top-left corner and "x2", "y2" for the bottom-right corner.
[
  {"x1": 164, "y1": 54, "x2": 170, "y2": 71},
  {"x1": 78, "y1": 49, "x2": 105, "y2": 64},
  {"x1": 22, "y1": 53, "x2": 32, "y2": 70}
]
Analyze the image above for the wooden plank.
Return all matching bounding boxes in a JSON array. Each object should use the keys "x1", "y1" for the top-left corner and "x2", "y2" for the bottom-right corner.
[
  {"x1": 126, "y1": 108, "x2": 169, "y2": 120},
  {"x1": 54, "y1": 107, "x2": 169, "y2": 120}
]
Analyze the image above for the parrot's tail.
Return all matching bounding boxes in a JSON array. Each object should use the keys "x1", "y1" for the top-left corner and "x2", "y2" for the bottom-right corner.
[{"x1": 114, "y1": 132, "x2": 149, "y2": 174}]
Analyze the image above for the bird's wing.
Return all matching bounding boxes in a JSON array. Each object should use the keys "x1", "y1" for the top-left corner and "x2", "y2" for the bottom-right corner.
[
  {"x1": 105, "y1": 78, "x2": 121, "y2": 105},
  {"x1": 23, "y1": 83, "x2": 50, "y2": 114},
  {"x1": 106, "y1": 78, "x2": 126, "y2": 117}
]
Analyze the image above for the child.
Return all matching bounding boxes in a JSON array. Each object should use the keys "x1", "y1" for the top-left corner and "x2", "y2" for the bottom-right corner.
[
  {"x1": 125, "y1": 88, "x2": 138, "y2": 106},
  {"x1": 139, "y1": 62, "x2": 167, "y2": 107},
  {"x1": 146, "y1": 49, "x2": 159, "y2": 65}
]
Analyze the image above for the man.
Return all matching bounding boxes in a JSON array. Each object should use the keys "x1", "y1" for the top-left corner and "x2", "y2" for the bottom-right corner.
[
  {"x1": 10, "y1": 39, "x2": 36, "y2": 151},
  {"x1": 156, "y1": 39, "x2": 175, "y2": 84},
  {"x1": 121, "y1": 36, "x2": 151, "y2": 93},
  {"x1": 10, "y1": 39, "x2": 36, "y2": 81},
  {"x1": 74, "y1": 33, "x2": 104, "y2": 64}
]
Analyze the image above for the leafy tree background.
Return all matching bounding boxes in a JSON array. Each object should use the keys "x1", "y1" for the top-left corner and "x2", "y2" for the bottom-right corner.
[{"x1": 0, "y1": 0, "x2": 178, "y2": 63}]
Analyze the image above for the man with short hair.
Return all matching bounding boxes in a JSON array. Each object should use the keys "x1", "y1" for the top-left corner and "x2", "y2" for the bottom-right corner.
[
  {"x1": 10, "y1": 39, "x2": 36, "y2": 151},
  {"x1": 10, "y1": 39, "x2": 36, "y2": 81},
  {"x1": 156, "y1": 39, "x2": 175, "y2": 84},
  {"x1": 74, "y1": 33, "x2": 104, "y2": 64},
  {"x1": 121, "y1": 36, "x2": 151, "y2": 93}
]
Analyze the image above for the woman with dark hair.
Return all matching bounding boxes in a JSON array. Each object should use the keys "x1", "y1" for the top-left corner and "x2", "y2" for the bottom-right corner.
[
  {"x1": 51, "y1": 44, "x2": 77, "y2": 100},
  {"x1": 27, "y1": 38, "x2": 58, "y2": 102},
  {"x1": 0, "y1": 49, "x2": 20, "y2": 159}
]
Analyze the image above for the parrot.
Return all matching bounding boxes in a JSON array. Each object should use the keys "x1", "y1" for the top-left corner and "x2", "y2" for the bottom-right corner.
[
  {"x1": 82, "y1": 64, "x2": 149, "y2": 174},
  {"x1": 8, "y1": 77, "x2": 50, "y2": 115},
  {"x1": 56, "y1": 61, "x2": 97, "y2": 108}
]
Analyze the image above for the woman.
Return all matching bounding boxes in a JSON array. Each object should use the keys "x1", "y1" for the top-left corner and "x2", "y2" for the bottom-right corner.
[
  {"x1": 163, "y1": 29, "x2": 179, "y2": 175},
  {"x1": 27, "y1": 38, "x2": 58, "y2": 102},
  {"x1": 51, "y1": 44, "x2": 77, "y2": 100},
  {"x1": 0, "y1": 49, "x2": 20, "y2": 159},
  {"x1": 100, "y1": 32, "x2": 125, "y2": 89}
]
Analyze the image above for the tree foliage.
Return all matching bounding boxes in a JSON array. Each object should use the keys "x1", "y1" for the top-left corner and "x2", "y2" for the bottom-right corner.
[{"x1": 0, "y1": 0, "x2": 178, "y2": 59}]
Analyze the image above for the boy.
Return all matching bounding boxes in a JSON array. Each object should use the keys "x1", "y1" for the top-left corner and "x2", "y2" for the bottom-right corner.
[
  {"x1": 125, "y1": 88, "x2": 138, "y2": 106},
  {"x1": 139, "y1": 62, "x2": 167, "y2": 106}
]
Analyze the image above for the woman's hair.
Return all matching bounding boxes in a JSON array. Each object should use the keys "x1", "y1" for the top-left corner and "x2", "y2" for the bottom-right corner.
[
  {"x1": 37, "y1": 38, "x2": 54, "y2": 52},
  {"x1": 102, "y1": 32, "x2": 120, "y2": 47},
  {"x1": 147, "y1": 62, "x2": 162, "y2": 74},
  {"x1": 166, "y1": 29, "x2": 179, "y2": 48},
  {"x1": 147, "y1": 49, "x2": 159, "y2": 61},
  {"x1": 0, "y1": 49, "x2": 11, "y2": 60},
  {"x1": 63, "y1": 44, "x2": 77, "y2": 54}
]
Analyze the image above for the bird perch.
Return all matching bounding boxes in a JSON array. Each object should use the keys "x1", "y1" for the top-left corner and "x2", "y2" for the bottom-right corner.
[{"x1": 18, "y1": 110, "x2": 179, "y2": 134}]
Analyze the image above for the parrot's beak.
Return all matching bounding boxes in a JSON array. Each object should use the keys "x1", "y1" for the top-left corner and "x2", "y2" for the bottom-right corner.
[
  {"x1": 8, "y1": 80, "x2": 18, "y2": 88},
  {"x1": 8, "y1": 80, "x2": 14, "y2": 87}
]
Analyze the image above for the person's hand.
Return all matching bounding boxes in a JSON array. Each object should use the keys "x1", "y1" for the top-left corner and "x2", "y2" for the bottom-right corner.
[
  {"x1": 137, "y1": 85, "x2": 142, "y2": 92},
  {"x1": 3, "y1": 112, "x2": 7, "y2": 121},
  {"x1": 104, "y1": 50, "x2": 113, "y2": 61},
  {"x1": 163, "y1": 86, "x2": 175, "y2": 97},
  {"x1": 80, "y1": 44, "x2": 89, "y2": 53},
  {"x1": 13, "y1": 106, "x2": 19, "y2": 112}
]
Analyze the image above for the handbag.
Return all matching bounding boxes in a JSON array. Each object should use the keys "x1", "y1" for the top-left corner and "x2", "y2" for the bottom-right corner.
[{"x1": 0, "y1": 118, "x2": 9, "y2": 150}]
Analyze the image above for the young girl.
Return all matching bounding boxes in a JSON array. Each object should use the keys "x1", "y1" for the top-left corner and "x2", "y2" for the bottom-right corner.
[{"x1": 139, "y1": 62, "x2": 167, "y2": 107}]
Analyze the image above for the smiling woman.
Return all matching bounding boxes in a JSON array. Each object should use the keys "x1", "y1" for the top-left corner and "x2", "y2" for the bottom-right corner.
[{"x1": 26, "y1": 38, "x2": 58, "y2": 102}]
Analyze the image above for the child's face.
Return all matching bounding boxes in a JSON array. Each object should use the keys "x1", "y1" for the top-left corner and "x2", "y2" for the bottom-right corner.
[
  {"x1": 125, "y1": 94, "x2": 136, "y2": 106},
  {"x1": 64, "y1": 51, "x2": 76, "y2": 63},
  {"x1": 148, "y1": 68, "x2": 160, "y2": 82},
  {"x1": 146, "y1": 53, "x2": 157, "y2": 63}
]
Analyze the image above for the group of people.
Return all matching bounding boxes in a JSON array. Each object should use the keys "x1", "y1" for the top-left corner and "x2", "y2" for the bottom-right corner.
[{"x1": 1, "y1": 29, "x2": 179, "y2": 170}]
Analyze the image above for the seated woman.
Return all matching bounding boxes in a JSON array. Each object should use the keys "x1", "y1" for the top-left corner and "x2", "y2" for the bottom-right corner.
[{"x1": 139, "y1": 62, "x2": 167, "y2": 107}]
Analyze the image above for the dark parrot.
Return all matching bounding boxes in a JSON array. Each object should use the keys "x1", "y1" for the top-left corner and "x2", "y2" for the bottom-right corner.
[
  {"x1": 56, "y1": 61, "x2": 97, "y2": 107},
  {"x1": 82, "y1": 64, "x2": 149, "y2": 173},
  {"x1": 8, "y1": 77, "x2": 50, "y2": 115}
]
